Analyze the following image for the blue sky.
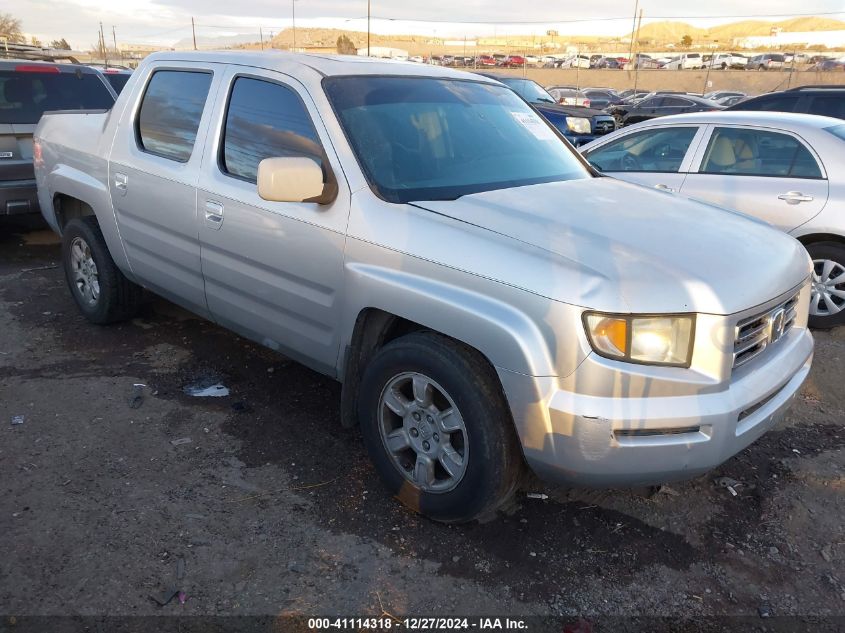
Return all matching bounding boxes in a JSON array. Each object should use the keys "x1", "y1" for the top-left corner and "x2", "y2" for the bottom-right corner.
[{"x1": 13, "y1": 0, "x2": 845, "y2": 49}]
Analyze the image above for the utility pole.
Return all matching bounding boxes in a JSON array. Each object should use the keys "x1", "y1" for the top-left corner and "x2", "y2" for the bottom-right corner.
[
  {"x1": 259, "y1": 27, "x2": 264, "y2": 50},
  {"x1": 292, "y1": 0, "x2": 296, "y2": 51},
  {"x1": 575, "y1": 47, "x2": 580, "y2": 90},
  {"x1": 191, "y1": 17, "x2": 197, "y2": 50},
  {"x1": 627, "y1": 0, "x2": 638, "y2": 72},
  {"x1": 633, "y1": 9, "x2": 643, "y2": 93},
  {"x1": 787, "y1": 51, "x2": 797, "y2": 88},
  {"x1": 112, "y1": 25, "x2": 118, "y2": 63},
  {"x1": 367, "y1": 0, "x2": 371, "y2": 56},
  {"x1": 99, "y1": 22, "x2": 108, "y2": 66}
]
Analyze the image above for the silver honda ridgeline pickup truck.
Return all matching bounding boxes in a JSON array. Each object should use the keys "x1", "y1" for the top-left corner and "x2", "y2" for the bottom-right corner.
[{"x1": 34, "y1": 52, "x2": 814, "y2": 522}]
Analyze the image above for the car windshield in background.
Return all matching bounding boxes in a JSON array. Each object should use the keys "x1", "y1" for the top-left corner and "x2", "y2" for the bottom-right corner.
[
  {"x1": 103, "y1": 72, "x2": 130, "y2": 94},
  {"x1": 323, "y1": 77, "x2": 590, "y2": 203},
  {"x1": 498, "y1": 78, "x2": 556, "y2": 104},
  {"x1": 0, "y1": 70, "x2": 114, "y2": 124}
]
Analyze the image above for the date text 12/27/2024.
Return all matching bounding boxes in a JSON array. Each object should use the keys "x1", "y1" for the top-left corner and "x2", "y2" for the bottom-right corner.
[{"x1": 307, "y1": 618, "x2": 528, "y2": 630}]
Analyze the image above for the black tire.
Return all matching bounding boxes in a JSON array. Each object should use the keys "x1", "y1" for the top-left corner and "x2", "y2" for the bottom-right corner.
[
  {"x1": 358, "y1": 331, "x2": 524, "y2": 523},
  {"x1": 806, "y1": 242, "x2": 845, "y2": 329},
  {"x1": 62, "y1": 217, "x2": 142, "y2": 324}
]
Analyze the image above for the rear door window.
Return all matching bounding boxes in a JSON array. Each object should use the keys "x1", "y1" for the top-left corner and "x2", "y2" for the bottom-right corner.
[
  {"x1": 0, "y1": 69, "x2": 114, "y2": 124},
  {"x1": 136, "y1": 70, "x2": 212, "y2": 162},
  {"x1": 700, "y1": 127, "x2": 822, "y2": 179}
]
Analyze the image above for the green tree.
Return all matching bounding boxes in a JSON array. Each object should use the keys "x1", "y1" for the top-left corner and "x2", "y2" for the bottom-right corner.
[
  {"x1": 50, "y1": 38, "x2": 71, "y2": 50},
  {"x1": 336, "y1": 34, "x2": 357, "y2": 55},
  {"x1": 0, "y1": 12, "x2": 24, "y2": 43},
  {"x1": 680, "y1": 34, "x2": 693, "y2": 48}
]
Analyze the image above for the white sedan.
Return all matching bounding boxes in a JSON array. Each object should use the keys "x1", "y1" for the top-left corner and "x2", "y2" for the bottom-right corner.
[{"x1": 580, "y1": 111, "x2": 845, "y2": 328}]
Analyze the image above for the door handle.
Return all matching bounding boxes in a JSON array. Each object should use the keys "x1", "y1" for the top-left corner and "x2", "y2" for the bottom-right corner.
[
  {"x1": 204, "y1": 200, "x2": 224, "y2": 230},
  {"x1": 654, "y1": 183, "x2": 675, "y2": 192},
  {"x1": 778, "y1": 191, "x2": 814, "y2": 204},
  {"x1": 114, "y1": 172, "x2": 128, "y2": 195}
]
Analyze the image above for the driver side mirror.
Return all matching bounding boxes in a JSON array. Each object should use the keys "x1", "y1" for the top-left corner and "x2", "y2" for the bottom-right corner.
[{"x1": 257, "y1": 156, "x2": 338, "y2": 205}]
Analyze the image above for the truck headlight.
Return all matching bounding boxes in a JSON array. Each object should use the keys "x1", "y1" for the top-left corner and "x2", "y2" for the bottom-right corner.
[
  {"x1": 583, "y1": 313, "x2": 695, "y2": 367},
  {"x1": 566, "y1": 117, "x2": 591, "y2": 134}
]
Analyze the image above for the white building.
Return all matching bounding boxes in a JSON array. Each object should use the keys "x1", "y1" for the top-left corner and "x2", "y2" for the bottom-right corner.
[{"x1": 734, "y1": 30, "x2": 845, "y2": 49}]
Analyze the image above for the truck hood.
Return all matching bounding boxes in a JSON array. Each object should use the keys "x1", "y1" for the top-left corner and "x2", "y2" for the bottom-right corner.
[{"x1": 413, "y1": 177, "x2": 810, "y2": 315}]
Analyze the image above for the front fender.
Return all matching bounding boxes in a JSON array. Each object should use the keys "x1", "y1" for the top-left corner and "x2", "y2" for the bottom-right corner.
[{"x1": 340, "y1": 255, "x2": 586, "y2": 379}]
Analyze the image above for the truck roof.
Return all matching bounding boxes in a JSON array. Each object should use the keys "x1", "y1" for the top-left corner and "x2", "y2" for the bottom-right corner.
[{"x1": 143, "y1": 50, "x2": 498, "y2": 82}]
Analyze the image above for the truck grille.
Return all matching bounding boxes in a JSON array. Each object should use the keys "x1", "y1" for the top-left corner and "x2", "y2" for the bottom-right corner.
[
  {"x1": 593, "y1": 119, "x2": 616, "y2": 135},
  {"x1": 733, "y1": 293, "x2": 799, "y2": 369}
]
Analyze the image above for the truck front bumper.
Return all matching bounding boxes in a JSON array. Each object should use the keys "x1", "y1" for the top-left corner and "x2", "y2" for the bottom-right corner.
[{"x1": 499, "y1": 327, "x2": 813, "y2": 487}]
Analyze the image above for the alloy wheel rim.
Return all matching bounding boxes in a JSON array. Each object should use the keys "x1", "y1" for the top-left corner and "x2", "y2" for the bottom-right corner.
[
  {"x1": 810, "y1": 258, "x2": 845, "y2": 317},
  {"x1": 70, "y1": 236, "x2": 100, "y2": 306},
  {"x1": 377, "y1": 371, "x2": 469, "y2": 494}
]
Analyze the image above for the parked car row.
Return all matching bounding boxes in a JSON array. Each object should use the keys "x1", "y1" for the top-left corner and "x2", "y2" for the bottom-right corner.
[
  {"x1": 556, "y1": 85, "x2": 844, "y2": 129},
  {"x1": 406, "y1": 51, "x2": 845, "y2": 72},
  {"x1": 31, "y1": 50, "x2": 821, "y2": 524}
]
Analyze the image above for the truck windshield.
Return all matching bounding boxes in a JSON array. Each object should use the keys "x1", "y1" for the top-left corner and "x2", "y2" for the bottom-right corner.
[
  {"x1": 0, "y1": 70, "x2": 114, "y2": 125},
  {"x1": 323, "y1": 77, "x2": 589, "y2": 203}
]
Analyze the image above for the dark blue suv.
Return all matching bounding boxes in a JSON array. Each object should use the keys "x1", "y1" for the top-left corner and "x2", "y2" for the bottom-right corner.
[{"x1": 476, "y1": 73, "x2": 617, "y2": 146}]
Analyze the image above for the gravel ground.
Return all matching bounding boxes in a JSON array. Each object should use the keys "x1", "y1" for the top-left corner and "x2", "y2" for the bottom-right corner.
[{"x1": 1, "y1": 224, "x2": 843, "y2": 631}]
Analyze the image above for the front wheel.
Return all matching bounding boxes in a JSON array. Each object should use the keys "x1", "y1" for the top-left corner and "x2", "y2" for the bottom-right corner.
[
  {"x1": 62, "y1": 217, "x2": 142, "y2": 324},
  {"x1": 358, "y1": 332, "x2": 524, "y2": 523},
  {"x1": 807, "y1": 242, "x2": 845, "y2": 329}
]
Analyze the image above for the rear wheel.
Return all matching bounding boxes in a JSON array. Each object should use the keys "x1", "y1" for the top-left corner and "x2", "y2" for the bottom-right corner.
[
  {"x1": 62, "y1": 217, "x2": 142, "y2": 324},
  {"x1": 807, "y1": 242, "x2": 845, "y2": 329},
  {"x1": 358, "y1": 332, "x2": 524, "y2": 523}
]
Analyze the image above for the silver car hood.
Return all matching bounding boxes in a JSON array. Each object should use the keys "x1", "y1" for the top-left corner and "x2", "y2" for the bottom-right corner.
[{"x1": 413, "y1": 177, "x2": 810, "y2": 315}]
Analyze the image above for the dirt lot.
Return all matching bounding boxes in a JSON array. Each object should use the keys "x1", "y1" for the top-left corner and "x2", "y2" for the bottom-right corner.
[{"x1": 1, "y1": 223, "x2": 844, "y2": 631}]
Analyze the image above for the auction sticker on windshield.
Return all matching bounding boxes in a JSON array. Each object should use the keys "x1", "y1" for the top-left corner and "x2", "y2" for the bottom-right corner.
[{"x1": 510, "y1": 111, "x2": 558, "y2": 141}]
